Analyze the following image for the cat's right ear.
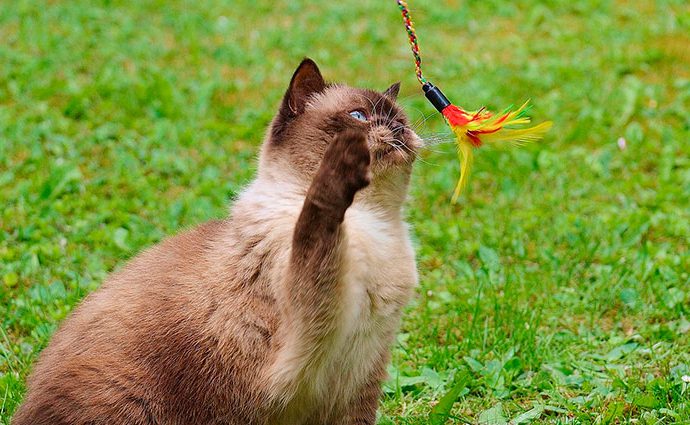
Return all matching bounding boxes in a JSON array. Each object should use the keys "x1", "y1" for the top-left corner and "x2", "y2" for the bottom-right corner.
[
  {"x1": 272, "y1": 59, "x2": 325, "y2": 140},
  {"x1": 276, "y1": 59, "x2": 326, "y2": 126}
]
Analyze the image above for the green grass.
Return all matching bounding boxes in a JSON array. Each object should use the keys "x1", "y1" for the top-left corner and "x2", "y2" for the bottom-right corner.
[{"x1": 1, "y1": 0, "x2": 689, "y2": 423}]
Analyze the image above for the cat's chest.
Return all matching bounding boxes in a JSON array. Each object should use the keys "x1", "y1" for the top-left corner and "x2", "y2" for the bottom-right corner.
[
  {"x1": 258, "y1": 203, "x2": 417, "y2": 424},
  {"x1": 304, "y1": 207, "x2": 417, "y2": 418},
  {"x1": 340, "y1": 205, "x2": 417, "y2": 351},
  {"x1": 341, "y1": 207, "x2": 417, "y2": 322}
]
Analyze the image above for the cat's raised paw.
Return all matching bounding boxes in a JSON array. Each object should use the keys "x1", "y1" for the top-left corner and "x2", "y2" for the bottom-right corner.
[
  {"x1": 310, "y1": 129, "x2": 371, "y2": 213},
  {"x1": 326, "y1": 129, "x2": 371, "y2": 193}
]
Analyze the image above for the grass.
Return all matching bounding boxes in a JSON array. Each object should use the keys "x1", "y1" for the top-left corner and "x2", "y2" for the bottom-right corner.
[{"x1": 1, "y1": 0, "x2": 689, "y2": 423}]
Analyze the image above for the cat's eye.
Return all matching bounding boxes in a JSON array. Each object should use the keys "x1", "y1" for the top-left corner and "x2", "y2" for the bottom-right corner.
[{"x1": 349, "y1": 110, "x2": 368, "y2": 122}]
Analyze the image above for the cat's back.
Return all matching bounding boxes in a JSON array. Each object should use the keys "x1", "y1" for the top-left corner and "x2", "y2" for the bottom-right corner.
[{"x1": 13, "y1": 218, "x2": 269, "y2": 425}]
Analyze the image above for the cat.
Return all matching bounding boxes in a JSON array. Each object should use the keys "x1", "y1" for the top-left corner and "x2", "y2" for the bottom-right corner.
[{"x1": 13, "y1": 58, "x2": 421, "y2": 425}]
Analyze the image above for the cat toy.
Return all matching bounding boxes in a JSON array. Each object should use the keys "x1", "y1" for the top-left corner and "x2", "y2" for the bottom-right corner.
[{"x1": 396, "y1": 0, "x2": 552, "y2": 202}]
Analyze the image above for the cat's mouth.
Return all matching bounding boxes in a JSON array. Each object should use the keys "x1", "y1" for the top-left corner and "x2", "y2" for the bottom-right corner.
[
  {"x1": 374, "y1": 141, "x2": 403, "y2": 159},
  {"x1": 368, "y1": 126, "x2": 416, "y2": 167},
  {"x1": 374, "y1": 141, "x2": 392, "y2": 158},
  {"x1": 371, "y1": 138, "x2": 414, "y2": 166}
]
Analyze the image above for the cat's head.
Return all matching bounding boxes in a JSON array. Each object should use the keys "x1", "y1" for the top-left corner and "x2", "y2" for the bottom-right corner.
[{"x1": 259, "y1": 59, "x2": 421, "y2": 204}]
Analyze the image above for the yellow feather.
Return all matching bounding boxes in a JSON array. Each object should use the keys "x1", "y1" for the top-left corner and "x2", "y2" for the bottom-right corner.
[
  {"x1": 451, "y1": 136, "x2": 474, "y2": 203},
  {"x1": 482, "y1": 121, "x2": 553, "y2": 145}
]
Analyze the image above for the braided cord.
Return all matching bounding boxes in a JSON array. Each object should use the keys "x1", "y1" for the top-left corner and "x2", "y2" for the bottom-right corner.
[{"x1": 397, "y1": 0, "x2": 427, "y2": 85}]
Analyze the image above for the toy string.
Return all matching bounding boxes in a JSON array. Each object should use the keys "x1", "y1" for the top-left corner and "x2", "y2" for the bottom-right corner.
[
  {"x1": 396, "y1": 0, "x2": 426, "y2": 85},
  {"x1": 396, "y1": 0, "x2": 450, "y2": 113}
]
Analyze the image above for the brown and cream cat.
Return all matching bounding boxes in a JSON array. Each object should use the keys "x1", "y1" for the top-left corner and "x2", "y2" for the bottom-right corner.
[{"x1": 13, "y1": 58, "x2": 421, "y2": 425}]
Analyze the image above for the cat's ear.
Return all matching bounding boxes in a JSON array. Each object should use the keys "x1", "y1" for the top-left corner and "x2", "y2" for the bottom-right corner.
[
  {"x1": 383, "y1": 82, "x2": 401, "y2": 101},
  {"x1": 280, "y1": 58, "x2": 326, "y2": 118}
]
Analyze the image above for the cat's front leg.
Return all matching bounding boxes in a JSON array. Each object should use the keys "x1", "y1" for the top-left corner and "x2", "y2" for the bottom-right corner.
[
  {"x1": 266, "y1": 129, "x2": 370, "y2": 395},
  {"x1": 289, "y1": 127, "x2": 370, "y2": 303},
  {"x1": 338, "y1": 375, "x2": 381, "y2": 425},
  {"x1": 335, "y1": 350, "x2": 388, "y2": 425}
]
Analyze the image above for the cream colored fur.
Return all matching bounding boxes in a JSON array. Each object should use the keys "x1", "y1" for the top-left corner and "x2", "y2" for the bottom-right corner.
[{"x1": 230, "y1": 168, "x2": 417, "y2": 423}]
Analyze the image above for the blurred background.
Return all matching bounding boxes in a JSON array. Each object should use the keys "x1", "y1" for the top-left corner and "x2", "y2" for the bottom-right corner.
[{"x1": 1, "y1": 0, "x2": 689, "y2": 423}]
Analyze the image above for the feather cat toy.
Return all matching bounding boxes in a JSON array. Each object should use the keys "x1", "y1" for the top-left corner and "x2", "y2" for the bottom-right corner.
[{"x1": 396, "y1": 0, "x2": 552, "y2": 202}]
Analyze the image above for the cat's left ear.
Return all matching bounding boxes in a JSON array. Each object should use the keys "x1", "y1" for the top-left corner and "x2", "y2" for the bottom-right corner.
[{"x1": 383, "y1": 82, "x2": 401, "y2": 101}]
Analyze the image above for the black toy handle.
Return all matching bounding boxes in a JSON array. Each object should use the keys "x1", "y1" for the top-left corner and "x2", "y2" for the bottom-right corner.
[{"x1": 422, "y1": 82, "x2": 451, "y2": 112}]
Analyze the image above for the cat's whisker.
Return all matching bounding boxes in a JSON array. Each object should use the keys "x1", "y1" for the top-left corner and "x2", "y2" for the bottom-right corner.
[
  {"x1": 385, "y1": 101, "x2": 398, "y2": 122},
  {"x1": 415, "y1": 139, "x2": 456, "y2": 155},
  {"x1": 379, "y1": 139, "x2": 409, "y2": 164},
  {"x1": 411, "y1": 112, "x2": 439, "y2": 132},
  {"x1": 376, "y1": 95, "x2": 389, "y2": 116},
  {"x1": 389, "y1": 123, "x2": 407, "y2": 133},
  {"x1": 396, "y1": 92, "x2": 421, "y2": 103},
  {"x1": 380, "y1": 138, "x2": 409, "y2": 157},
  {"x1": 415, "y1": 145, "x2": 450, "y2": 155},
  {"x1": 411, "y1": 118, "x2": 431, "y2": 133},
  {"x1": 354, "y1": 93, "x2": 379, "y2": 114},
  {"x1": 420, "y1": 136, "x2": 456, "y2": 147},
  {"x1": 396, "y1": 139, "x2": 445, "y2": 161},
  {"x1": 399, "y1": 104, "x2": 433, "y2": 128},
  {"x1": 381, "y1": 137, "x2": 438, "y2": 167},
  {"x1": 420, "y1": 134, "x2": 455, "y2": 143}
]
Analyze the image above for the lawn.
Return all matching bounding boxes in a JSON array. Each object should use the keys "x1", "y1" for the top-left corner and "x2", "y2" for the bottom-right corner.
[{"x1": 1, "y1": 0, "x2": 689, "y2": 423}]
